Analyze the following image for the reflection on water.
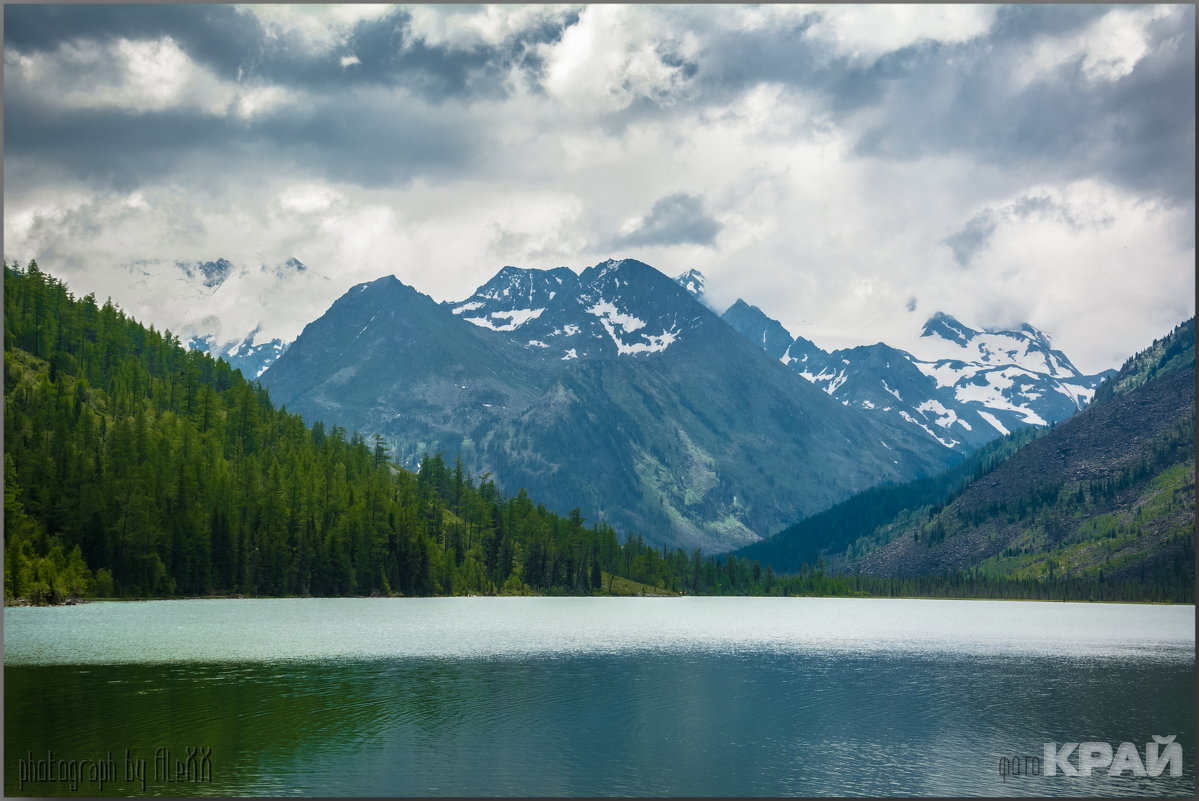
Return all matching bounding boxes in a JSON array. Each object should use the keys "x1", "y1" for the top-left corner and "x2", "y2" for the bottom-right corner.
[{"x1": 5, "y1": 598, "x2": 1194, "y2": 797}]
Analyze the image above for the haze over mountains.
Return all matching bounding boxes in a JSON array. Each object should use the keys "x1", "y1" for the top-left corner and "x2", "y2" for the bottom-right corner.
[{"x1": 118, "y1": 256, "x2": 331, "y2": 378}]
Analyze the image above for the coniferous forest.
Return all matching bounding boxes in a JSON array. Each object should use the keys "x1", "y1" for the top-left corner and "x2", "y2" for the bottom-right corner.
[{"x1": 3, "y1": 262, "x2": 1189, "y2": 604}]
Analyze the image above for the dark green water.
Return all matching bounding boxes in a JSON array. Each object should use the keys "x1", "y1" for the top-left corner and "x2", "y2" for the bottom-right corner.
[{"x1": 4, "y1": 597, "x2": 1194, "y2": 796}]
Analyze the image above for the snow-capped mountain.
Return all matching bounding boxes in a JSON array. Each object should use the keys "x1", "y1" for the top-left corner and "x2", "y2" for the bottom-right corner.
[
  {"x1": 264, "y1": 259, "x2": 956, "y2": 552},
  {"x1": 175, "y1": 257, "x2": 234, "y2": 288},
  {"x1": 449, "y1": 265, "x2": 577, "y2": 332},
  {"x1": 448, "y1": 259, "x2": 708, "y2": 361},
  {"x1": 187, "y1": 328, "x2": 289, "y2": 379},
  {"x1": 723, "y1": 300, "x2": 1115, "y2": 451},
  {"x1": 115, "y1": 255, "x2": 323, "y2": 378},
  {"x1": 674, "y1": 268, "x2": 706, "y2": 299}
]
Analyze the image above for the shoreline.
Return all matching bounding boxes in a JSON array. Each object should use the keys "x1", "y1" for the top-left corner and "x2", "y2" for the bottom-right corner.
[{"x1": 7, "y1": 593, "x2": 1192, "y2": 607}]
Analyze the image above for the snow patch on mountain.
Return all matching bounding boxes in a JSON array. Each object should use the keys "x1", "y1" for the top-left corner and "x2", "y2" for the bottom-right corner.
[
  {"x1": 898, "y1": 410, "x2": 959, "y2": 449},
  {"x1": 955, "y1": 371, "x2": 1050, "y2": 425},
  {"x1": 722, "y1": 300, "x2": 1113, "y2": 454},
  {"x1": 976, "y1": 409, "x2": 1010, "y2": 435},
  {"x1": 915, "y1": 398, "x2": 970, "y2": 431},
  {"x1": 901, "y1": 312, "x2": 1083, "y2": 379},
  {"x1": 189, "y1": 326, "x2": 290, "y2": 377},
  {"x1": 585, "y1": 298, "x2": 680, "y2": 355},
  {"x1": 1053, "y1": 380, "x2": 1099, "y2": 406},
  {"x1": 915, "y1": 360, "x2": 973, "y2": 389},
  {"x1": 586, "y1": 299, "x2": 647, "y2": 333},
  {"x1": 464, "y1": 307, "x2": 547, "y2": 331}
]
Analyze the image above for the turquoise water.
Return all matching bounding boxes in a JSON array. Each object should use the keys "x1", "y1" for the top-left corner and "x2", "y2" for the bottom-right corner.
[{"x1": 5, "y1": 597, "x2": 1194, "y2": 796}]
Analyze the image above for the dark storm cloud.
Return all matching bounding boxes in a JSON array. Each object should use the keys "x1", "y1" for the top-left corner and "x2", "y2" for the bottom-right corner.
[
  {"x1": 2, "y1": 93, "x2": 238, "y2": 193},
  {"x1": 848, "y1": 5, "x2": 1195, "y2": 204},
  {"x1": 3, "y1": 85, "x2": 479, "y2": 192},
  {"x1": 687, "y1": 11, "x2": 822, "y2": 95},
  {"x1": 1101, "y1": 14, "x2": 1196, "y2": 203},
  {"x1": 607, "y1": 193, "x2": 722, "y2": 250},
  {"x1": 693, "y1": 26, "x2": 923, "y2": 118},
  {"x1": 1, "y1": 4, "x2": 591, "y2": 195},
  {"x1": 334, "y1": 11, "x2": 501, "y2": 99},
  {"x1": 3, "y1": 3, "x2": 576, "y2": 101},
  {"x1": 8, "y1": 3, "x2": 1191, "y2": 206},
  {"x1": 4, "y1": 4, "x2": 265, "y2": 81},
  {"x1": 332, "y1": 7, "x2": 580, "y2": 98},
  {"x1": 250, "y1": 93, "x2": 480, "y2": 188}
]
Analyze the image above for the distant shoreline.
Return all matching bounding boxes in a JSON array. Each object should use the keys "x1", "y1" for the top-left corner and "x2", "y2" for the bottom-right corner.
[{"x1": 8, "y1": 593, "x2": 1191, "y2": 607}]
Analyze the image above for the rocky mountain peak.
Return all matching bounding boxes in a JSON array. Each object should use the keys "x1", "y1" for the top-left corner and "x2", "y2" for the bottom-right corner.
[
  {"x1": 920, "y1": 311, "x2": 975, "y2": 345},
  {"x1": 674, "y1": 268, "x2": 706, "y2": 298}
]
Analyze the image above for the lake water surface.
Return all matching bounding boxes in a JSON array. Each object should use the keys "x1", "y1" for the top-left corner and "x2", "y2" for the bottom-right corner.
[{"x1": 5, "y1": 597, "x2": 1194, "y2": 796}]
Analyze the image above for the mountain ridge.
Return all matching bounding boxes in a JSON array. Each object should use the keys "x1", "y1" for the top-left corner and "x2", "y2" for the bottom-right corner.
[
  {"x1": 262, "y1": 258, "x2": 958, "y2": 551},
  {"x1": 721, "y1": 296, "x2": 1113, "y2": 452},
  {"x1": 734, "y1": 316, "x2": 1194, "y2": 590}
]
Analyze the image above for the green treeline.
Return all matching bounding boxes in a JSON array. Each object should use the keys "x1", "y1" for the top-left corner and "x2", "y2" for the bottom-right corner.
[
  {"x1": 1092, "y1": 317, "x2": 1195, "y2": 404},
  {"x1": 759, "y1": 562, "x2": 1192, "y2": 603},
  {"x1": 2, "y1": 260, "x2": 782, "y2": 603},
  {"x1": 3, "y1": 262, "x2": 1188, "y2": 605},
  {"x1": 4, "y1": 262, "x2": 677, "y2": 602}
]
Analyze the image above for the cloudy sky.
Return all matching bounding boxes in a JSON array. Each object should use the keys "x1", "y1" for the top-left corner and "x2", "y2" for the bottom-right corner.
[{"x1": 4, "y1": 3, "x2": 1194, "y2": 372}]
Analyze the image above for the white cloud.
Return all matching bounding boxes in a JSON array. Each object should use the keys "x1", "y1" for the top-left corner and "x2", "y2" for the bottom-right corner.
[
  {"x1": 1015, "y1": 4, "x2": 1183, "y2": 87},
  {"x1": 233, "y1": 85, "x2": 295, "y2": 119},
  {"x1": 5, "y1": 36, "x2": 295, "y2": 119},
  {"x1": 937, "y1": 180, "x2": 1195, "y2": 373},
  {"x1": 276, "y1": 184, "x2": 345, "y2": 215},
  {"x1": 536, "y1": 5, "x2": 699, "y2": 113},
  {"x1": 3, "y1": 4, "x2": 1193, "y2": 377},
  {"x1": 404, "y1": 4, "x2": 581, "y2": 50},
  {"x1": 804, "y1": 4, "x2": 998, "y2": 60},
  {"x1": 237, "y1": 4, "x2": 396, "y2": 54},
  {"x1": 3, "y1": 173, "x2": 593, "y2": 347},
  {"x1": 6, "y1": 37, "x2": 228, "y2": 114}
]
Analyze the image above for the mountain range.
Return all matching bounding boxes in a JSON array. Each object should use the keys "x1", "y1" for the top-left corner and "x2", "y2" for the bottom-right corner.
[
  {"x1": 736, "y1": 317, "x2": 1194, "y2": 588},
  {"x1": 719, "y1": 295, "x2": 1114, "y2": 452},
  {"x1": 449, "y1": 264, "x2": 1112, "y2": 455},
  {"x1": 261, "y1": 259, "x2": 959, "y2": 551},
  {"x1": 188, "y1": 260, "x2": 1111, "y2": 452},
  {"x1": 155, "y1": 256, "x2": 1117, "y2": 553}
]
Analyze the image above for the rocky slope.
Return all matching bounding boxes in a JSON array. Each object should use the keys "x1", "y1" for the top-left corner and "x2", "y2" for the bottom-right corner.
[{"x1": 263, "y1": 259, "x2": 957, "y2": 551}]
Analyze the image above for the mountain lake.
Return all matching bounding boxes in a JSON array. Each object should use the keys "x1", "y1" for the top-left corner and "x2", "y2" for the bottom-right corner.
[{"x1": 4, "y1": 596, "x2": 1194, "y2": 796}]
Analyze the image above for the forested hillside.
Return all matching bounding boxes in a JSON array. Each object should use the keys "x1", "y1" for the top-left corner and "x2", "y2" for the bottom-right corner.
[
  {"x1": 2, "y1": 262, "x2": 702, "y2": 602},
  {"x1": 736, "y1": 318, "x2": 1194, "y2": 602}
]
